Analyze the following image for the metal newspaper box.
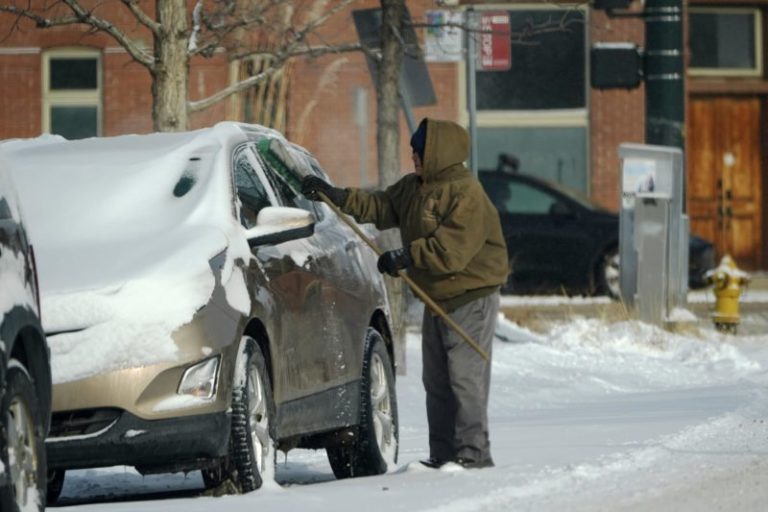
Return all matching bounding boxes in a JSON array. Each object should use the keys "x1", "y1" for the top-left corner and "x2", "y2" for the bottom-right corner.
[{"x1": 619, "y1": 144, "x2": 688, "y2": 324}]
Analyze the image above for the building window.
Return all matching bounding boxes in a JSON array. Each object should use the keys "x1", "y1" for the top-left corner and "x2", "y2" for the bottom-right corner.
[
  {"x1": 43, "y1": 49, "x2": 101, "y2": 139},
  {"x1": 476, "y1": 9, "x2": 586, "y2": 111},
  {"x1": 466, "y1": 7, "x2": 589, "y2": 193},
  {"x1": 689, "y1": 8, "x2": 763, "y2": 76}
]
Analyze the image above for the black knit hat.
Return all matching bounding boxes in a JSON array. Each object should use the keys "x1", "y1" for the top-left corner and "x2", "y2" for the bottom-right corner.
[{"x1": 410, "y1": 119, "x2": 428, "y2": 161}]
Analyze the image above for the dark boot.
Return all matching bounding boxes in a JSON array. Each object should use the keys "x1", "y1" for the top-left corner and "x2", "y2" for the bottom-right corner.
[
  {"x1": 453, "y1": 456, "x2": 495, "y2": 469},
  {"x1": 419, "y1": 457, "x2": 449, "y2": 469}
]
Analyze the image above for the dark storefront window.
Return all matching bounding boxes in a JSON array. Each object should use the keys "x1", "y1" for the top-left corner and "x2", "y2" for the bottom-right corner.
[
  {"x1": 473, "y1": 8, "x2": 588, "y2": 192},
  {"x1": 476, "y1": 9, "x2": 586, "y2": 111},
  {"x1": 689, "y1": 9, "x2": 761, "y2": 75}
]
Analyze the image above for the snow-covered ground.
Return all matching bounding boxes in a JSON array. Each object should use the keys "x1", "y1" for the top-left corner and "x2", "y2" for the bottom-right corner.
[{"x1": 53, "y1": 311, "x2": 768, "y2": 511}]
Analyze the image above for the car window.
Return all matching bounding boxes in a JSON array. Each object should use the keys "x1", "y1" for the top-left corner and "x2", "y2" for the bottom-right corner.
[
  {"x1": 251, "y1": 141, "x2": 320, "y2": 217},
  {"x1": 487, "y1": 178, "x2": 558, "y2": 215},
  {"x1": 234, "y1": 151, "x2": 271, "y2": 229}
]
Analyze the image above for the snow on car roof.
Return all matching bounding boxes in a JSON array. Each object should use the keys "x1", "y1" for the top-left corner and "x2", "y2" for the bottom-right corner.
[{"x1": 1, "y1": 123, "x2": 260, "y2": 293}]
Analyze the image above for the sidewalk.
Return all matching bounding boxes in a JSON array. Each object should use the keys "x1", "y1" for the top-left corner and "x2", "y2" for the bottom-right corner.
[{"x1": 500, "y1": 271, "x2": 768, "y2": 335}]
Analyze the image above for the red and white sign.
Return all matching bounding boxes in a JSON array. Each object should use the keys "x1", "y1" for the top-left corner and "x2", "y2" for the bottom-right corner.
[{"x1": 479, "y1": 12, "x2": 511, "y2": 71}]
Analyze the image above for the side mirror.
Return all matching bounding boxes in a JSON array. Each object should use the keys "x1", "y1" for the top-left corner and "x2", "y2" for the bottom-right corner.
[
  {"x1": 549, "y1": 201, "x2": 575, "y2": 217},
  {"x1": 245, "y1": 206, "x2": 315, "y2": 247}
]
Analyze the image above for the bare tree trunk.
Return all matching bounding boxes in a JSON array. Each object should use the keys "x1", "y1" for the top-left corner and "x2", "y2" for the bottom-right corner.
[
  {"x1": 377, "y1": 0, "x2": 408, "y2": 372},
  {"x1": 377, "y1": 0, "x2": 404, "y2": 187},
  {"x1": 152, "y1": 0, "x2": 189, "y2": 131}
]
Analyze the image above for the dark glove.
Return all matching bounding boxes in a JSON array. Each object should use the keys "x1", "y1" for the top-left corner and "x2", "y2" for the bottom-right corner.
[
  {"x1": 301, "y1": 175, "x2": 348, "y2": 207},
  {"x1": 377, "y1": 247, "x2": 413, "y2": 277}
]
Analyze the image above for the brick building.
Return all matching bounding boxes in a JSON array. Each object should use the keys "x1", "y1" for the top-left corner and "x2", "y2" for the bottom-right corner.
[{"x1": 0, "y1": 0, "x2": 765, "y2": 269}]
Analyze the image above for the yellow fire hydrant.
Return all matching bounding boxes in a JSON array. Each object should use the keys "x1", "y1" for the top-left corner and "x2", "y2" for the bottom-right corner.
[{"x1": 704, "y1": 255, "x2": 750, "y2": 334}]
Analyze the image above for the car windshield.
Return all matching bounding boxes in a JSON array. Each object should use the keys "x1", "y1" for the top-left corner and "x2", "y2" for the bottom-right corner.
[
  {"x1": 542, "y1": 178, "x2": 613, "y2": 213},
  {"x1": 481, "y1": 172, "x2": 613, "y2": 214}
]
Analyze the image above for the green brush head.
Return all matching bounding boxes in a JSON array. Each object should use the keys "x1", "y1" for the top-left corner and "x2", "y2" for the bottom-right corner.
[{"x1": 255, "y1": 138, "x2": 307, "y2": 192}]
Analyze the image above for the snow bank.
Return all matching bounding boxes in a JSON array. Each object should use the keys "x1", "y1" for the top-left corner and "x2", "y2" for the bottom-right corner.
[
  {"x1": 491, "y1": 317, "x2": 760, "y2": 407},
  {"x1": 494, "y1": 313, "x2": 544, "y2": 344}
]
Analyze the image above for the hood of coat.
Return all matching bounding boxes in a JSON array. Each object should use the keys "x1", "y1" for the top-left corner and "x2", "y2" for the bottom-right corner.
[{"x1": 421, "y1": 118, "x2": 470, "y2": 183}]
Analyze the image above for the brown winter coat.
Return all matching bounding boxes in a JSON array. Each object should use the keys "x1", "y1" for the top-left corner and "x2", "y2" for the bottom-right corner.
[{"x1": 342, "y1": 119, "x2": 509, "y2": 311}]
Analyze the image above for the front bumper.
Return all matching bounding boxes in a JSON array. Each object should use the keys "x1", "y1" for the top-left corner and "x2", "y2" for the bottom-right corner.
[{"x1": 46, "y1": 409, "x2": 230, "y2": 471}]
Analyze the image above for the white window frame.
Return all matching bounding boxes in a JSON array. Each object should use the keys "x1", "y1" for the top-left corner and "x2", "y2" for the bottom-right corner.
[
  {"x1": 458, "y1": 3, "x2": 590, "y2": 128},
  {"x1": 688, "y1": 7, "x2": 763, "y2": 78},
  {"x1": 42, "y1": 48, "x2": 102, "y2": 136}
]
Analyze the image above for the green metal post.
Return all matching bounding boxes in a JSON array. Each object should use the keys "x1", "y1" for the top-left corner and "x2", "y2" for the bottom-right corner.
[{"x1": 644, "y1": 0, "x2": 685, "y2": 149}]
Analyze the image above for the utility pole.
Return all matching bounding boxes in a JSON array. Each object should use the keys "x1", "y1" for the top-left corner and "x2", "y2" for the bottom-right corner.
[
  {"x1": 465, "y1": 8, "x2": 478, "y2": 176},
  {"x1": 643, "y1": 0, "x2": 685, "y2": 149}
]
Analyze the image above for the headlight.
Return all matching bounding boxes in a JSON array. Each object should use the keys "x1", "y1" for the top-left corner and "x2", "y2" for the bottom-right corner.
[{"x1": 178, "y1": 356, "x2": 220, "y2": 399}]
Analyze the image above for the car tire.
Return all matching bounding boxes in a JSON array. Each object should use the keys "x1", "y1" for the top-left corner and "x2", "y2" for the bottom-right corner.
[
  {"x1": 229, "y1": 337, "x2": 275, "y2": 493},
  {"x1": 596, "y1": 246, "x2": 620, "y2": 300},
  {"x1": 200, "y1": 465, "x2": 226, "y2": 490},
  {"x1": 326, "y1": 328, "x2": 398, "y2": 479},
  {"x1": 0, "y1": 362, "x2": 47, "y2": 512},
  {"x1": 46, "y1": 469, "x2": 65, "y2": 505}
]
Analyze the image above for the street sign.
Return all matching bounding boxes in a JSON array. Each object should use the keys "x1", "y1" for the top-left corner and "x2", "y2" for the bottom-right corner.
[
  {"x1": 478, "y1": 12, "x2": 511, "y2": 71},
  {"x1": 424, "y1": 10, "x2": 464, "y2": 63}
]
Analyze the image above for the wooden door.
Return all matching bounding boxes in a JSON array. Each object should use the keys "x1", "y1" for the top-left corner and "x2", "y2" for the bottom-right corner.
[{"x1": 688, "y1": 97, "x2": 763, "y2": 269}]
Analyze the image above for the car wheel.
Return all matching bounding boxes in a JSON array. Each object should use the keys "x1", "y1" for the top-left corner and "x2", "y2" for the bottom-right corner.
[
  {"x1": 327, "y1": 327, "x2": 398, "y2": 478},
  {"x1": 229, "y1": 338, "x2": 275, "y2": 493},
  {"x1": 596, "y1": 247, "x2": 620, "y2": 300},
  {"x1": 0, "y1": 362, "x2": 46, "y2": 512},
  {"x1": 46, "y1": 469, "x2": 65, "y2": 505}
]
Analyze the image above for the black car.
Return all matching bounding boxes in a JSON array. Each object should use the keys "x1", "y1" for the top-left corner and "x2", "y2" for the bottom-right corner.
[
  {"x1": 479, "y1": 168, "x2": 715, "y2": 298},
  {"x1": 0, "y1": 166, "x2": 51, "y2": 511}
]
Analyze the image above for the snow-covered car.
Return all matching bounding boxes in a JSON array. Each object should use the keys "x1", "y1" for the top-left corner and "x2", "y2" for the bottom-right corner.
[
  {"x1": 0, "y1": 162, "x2": 51, "y2": 512},
  {"x1": 3, "y1": 122, "x2": 398, "y2": 500}
]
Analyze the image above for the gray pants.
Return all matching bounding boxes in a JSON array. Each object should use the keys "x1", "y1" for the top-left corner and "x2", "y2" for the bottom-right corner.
[{"x1": 422, "y1": 292, "x2": 499, "y2": 462}]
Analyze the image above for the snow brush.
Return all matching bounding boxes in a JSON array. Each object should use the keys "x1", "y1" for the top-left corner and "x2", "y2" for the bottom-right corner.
[{"x1": 257, "y1": 138, "x2": 489, "y2": 361}]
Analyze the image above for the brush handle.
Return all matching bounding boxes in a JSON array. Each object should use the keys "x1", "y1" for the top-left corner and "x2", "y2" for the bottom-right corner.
[{"x1": 317, "y1": 191, "x2": 490, "y2": 361}]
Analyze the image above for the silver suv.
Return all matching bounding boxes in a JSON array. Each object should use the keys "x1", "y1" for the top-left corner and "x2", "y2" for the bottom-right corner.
[
  {"x1": 0, "y1": 163, "x2": 51, "y2": 512},
  {"x1": 5, "y1": 123, "x2": 398, "y2": 500}
]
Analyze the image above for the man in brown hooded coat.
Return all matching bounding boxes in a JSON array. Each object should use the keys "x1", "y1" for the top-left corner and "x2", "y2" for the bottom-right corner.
[{"x1": 302, "y1": 118, "x2": 509, "y2": 469}]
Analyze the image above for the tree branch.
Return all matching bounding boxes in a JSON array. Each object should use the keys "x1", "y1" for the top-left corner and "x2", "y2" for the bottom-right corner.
[
  {"x1": 189, "y1": 64, "x2": 281, "y2": 113},
  {"x1": 60, "y1": 0, "x2": 155, "y2": 69},
  {"x1": 409, "y1": 10, "x2": 585, "y2": 46},
  {"x1": 190, "y1": 0, "x2": 358, "y2": 112},
  {"x1": 121, "y1": 0, "x2": 160, "y2": 35},
  {"x1": 230, "y1": 42, "x2": 363, "y2": 61},
  {"x1": 190, "y1": 2, "x2": 275, "y2": 57},
  {"x1": 0, "y1": 6, "x2": 80, "y2": 28}
]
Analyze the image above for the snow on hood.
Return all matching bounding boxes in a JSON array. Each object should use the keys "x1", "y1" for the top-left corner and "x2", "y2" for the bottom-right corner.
[{"x1": 2, "y1": 127, "x2": 252, "y2": 383}]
